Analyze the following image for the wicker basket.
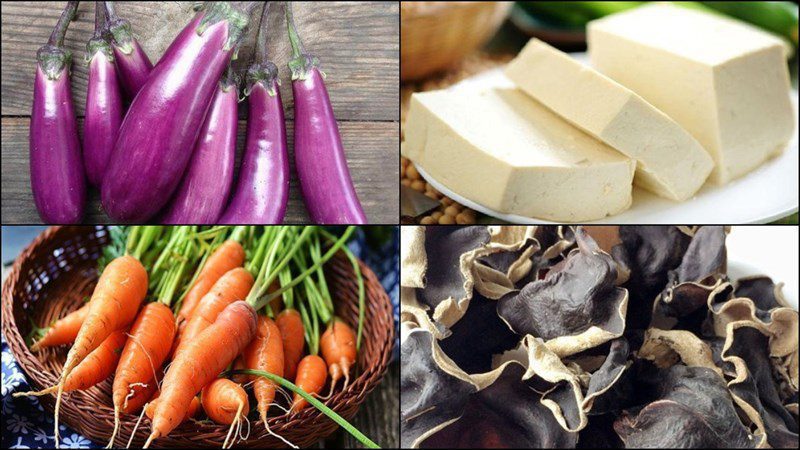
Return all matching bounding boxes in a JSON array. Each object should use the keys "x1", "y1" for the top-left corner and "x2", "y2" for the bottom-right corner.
[
  {"x1": 2, "y1": 226, "x2": 395, "y2": 448},
  {"x1": 401, "y1": 1, "x2": 512, "y2": 81}
]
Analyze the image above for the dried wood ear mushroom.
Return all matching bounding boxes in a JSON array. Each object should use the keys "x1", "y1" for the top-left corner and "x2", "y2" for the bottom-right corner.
[{"x1": 401, "y1": 226, "x2": 799, "y2": 449}]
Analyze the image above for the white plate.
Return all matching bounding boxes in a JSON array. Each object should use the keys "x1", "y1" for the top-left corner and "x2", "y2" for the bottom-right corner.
[
  {"x1": 727, "y1": 226, "x2": 798, "y2": 308},
  {"x1": 415, "y1": 54, "x2": 799, "y2": 224}
]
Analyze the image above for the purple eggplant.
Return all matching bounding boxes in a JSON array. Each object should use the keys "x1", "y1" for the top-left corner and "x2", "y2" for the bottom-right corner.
[
  {"x1": 30, "y1": 1, "x2": 85, "y2": 224},
  {"x1": 160, "y1": 68, "x2": 239, "y2": 224},
  {"x1": 83, "y1": 1, "x2": 123, "y2": 188},
  {"x1": 102, "y1": 1, "x2": 257, "y2": 223},
  {"x1": 219, "y1": 3, "x2": 289, "y2": 224},
  {"x1": 104, "y1": 1, "x2": 152, "y2": 99},
  {"x1": 286, "y1": 3, "x2": 367, "y2": 224}
]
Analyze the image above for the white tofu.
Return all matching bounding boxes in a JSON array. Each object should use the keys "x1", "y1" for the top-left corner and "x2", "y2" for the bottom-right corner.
[
  {"x1": 506, "y1": 39, "x2": 714, "y2": 201},
  {"x1": 588, "y1": 3, "x2": 795, "y2": 184},
  {"x1": 403, "y1": 88, "x2": 635, "y2": 222}
]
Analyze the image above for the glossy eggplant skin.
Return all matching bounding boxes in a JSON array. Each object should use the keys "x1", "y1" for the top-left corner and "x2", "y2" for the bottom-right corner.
[
  {"x1": 286, "y1": 3, "x2": 366, "y2": 224},
  {"x1": 292, "y1": 67, "x2": 366, "y2": 224},
  {"x1": 30, "y1": 66, "x2": 86, "y2": 224},
  {"x1": 160, "y1": 78, "x2": 238, "y2": 224},
  {"x1": 218, "y1": 79, "x2": 289, "y2": 224},
  {"x1": 104, "y1": 1, "x2": 153, "y2": 99},
  {"x1": 84, "y1": 47, "x2": 123, "y2": 187},
  {"x1": 111, "y1": 37, "x2": 152, "y2": 100},
  {"x1": 29, "y1": 1, "x2": 85, "y2": 224},
  {"x1": 102, "y1": 3, "x2": 251, "y2": 222}
]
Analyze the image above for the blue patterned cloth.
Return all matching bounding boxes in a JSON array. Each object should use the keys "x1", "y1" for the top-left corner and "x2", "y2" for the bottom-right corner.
[{"x1": 1, "y1": 226, "x2": 398, "y2": 449}]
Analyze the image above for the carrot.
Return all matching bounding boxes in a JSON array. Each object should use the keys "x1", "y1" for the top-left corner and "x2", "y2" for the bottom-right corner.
[
  {"x1": 243, "y1": 315, "x2": 284, "y2": 426},
  {"x1": 121, "y1": 371, "x2": 160, "y2": 415},
  {"x1": 201, "y1": 378, "x2": 249, "y2": 448},
  {"x1": 276, "y1": 309, "x2": 305, "y2": 382},
  {"x1": 230, "y1": 354, "x2": 248, "y2": 385},
  {"x1": 172, "y1": 267, "x2": 254, "y2": 359},
  {"x1": 291, "y1": 355, "x2": 328, "y2": 412},
  {"x1": 169, "y1": 239, "x2": 245, "y2": 358},
  {"x1": 201, "y1": 378, "x2": 249, "y2": 424},
  {"x1": 320, "y1": 318, "x2": 357, "y2": 396},
  {"x1": 188, "y1": 395, "x2": 201, "y2": 419},
  {"x1": 177, "y1": 240, "x2": 245, "y2": 324},
  {"x1": 55, "y1": 255, "x2": 148, "y2": 446},
  {"x1": 145, "y1": 301, "x2": 257, "y2": 447},
  {"x1": 145, "y1": 394, "x2": 200, "y2": 423},
  {"x1": 61, "y1": 330, "x2": 127, "y2": 391},
  {"x1": 15, "y1": 330, "x2": 127, "y2": 397},
  {"x1": 108, "y1": 302, "x2": 176, "y2": 447},
  {"x1": 136, "y1": 392, "x2": 199, "y2": 449},
  {"x1": 242, "y1": 315, "x2": 297, "y2": 447},
  {"x1": 266, "y1": 279, "x2": 284, "y2": 313},
  {"x1": 30, "y1": 303, "x2": 89, "y2": 351}
]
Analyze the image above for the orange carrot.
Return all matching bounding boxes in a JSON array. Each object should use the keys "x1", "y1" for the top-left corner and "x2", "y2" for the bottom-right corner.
[
  {"x1": 136, "y1": 392, "x2": 199, "y2": 449},
  {"x1": 320, "y1": 318, "x2": 357, "y2": 395},
  {"x1": 202, "y1": 378, "x2": 249, "y2": 448},
  {"x1": 230, "y1": 354, "x2": 248, "y2": 384},
  {"x1": 177, "y1": 240, "x2": 245, "y2": 324},
  {"x1": 276, "y1": 309, "x2": 305, "y2": 382},
  {"x1": 109, "y1": 302, "x2": 176, "y2": 447},
  {"x1": 30, "y1": 303, "x2": 89, "y2": 351},
  {"x1": 243, "y1": 315, "x2": 284, "y2": 426},
  {"x1": 145, "y1": 394, "x2": 200, "y2": 423},
  {"x1": 188, "y1": 396, "x2": 201, "y2": 419},
  {"x1": 146, "y1": 301, "x2": 257, "y2": 447},
  {"x1": 15, "y1": 330, "x2": 127, "y2": 397},
  {"x1": 172, "y1": 268, "x2": 254, "y2": 359},
  {"x1": 121, "y1": 371, "x2": 160, "y2": 415},
  {"x1": 202, "y1": 378, "x2": 249, "y2": 425},
  {"x1": 266, "y1": 279, "x2": 284, "y2": 313},
  {"x1": 291, "y1": 355, "x2": 328, "y2": 412},
  {"x1": 170, "y1": 240, "x2": 245, "y2": 359},
  {"x1": 55, "y1": 255, "x2": 148, "y2": 445},
  {"x1": 61, "y1": 329, "x2": 127, "y2": 391}
]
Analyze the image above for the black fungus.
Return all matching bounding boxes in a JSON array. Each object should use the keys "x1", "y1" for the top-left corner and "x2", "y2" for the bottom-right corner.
[
  {"x1": 415, "y1": 226, "x2": 491, "y2": 310},
  {"x1": 612, "y1": 226, "x2": 693, "y2": 330},
  {"x1": 401, "y1": 329, "x2": 476, "y2": 449},
  {"x1": 401, "y1": 226, "x2": 798, "y2": 449},
  {"x1": 724, "y1": 324, "x2": 799, "y2": 448},
  {"x1": 654, "y1": 225, "x2": 731, "y2": 333},
  {"x1": 438, "y1": 292, "x2": 518, "y2": 374},
  {"x1": 614, "y1": 364, "x2": 756, "y2": 448},
  {"x1": 422, "y1": 364, "x2": 578, "y2": 449},
  {"x1": 497, "y1": 228, "x2": 627, "y2": 341}
]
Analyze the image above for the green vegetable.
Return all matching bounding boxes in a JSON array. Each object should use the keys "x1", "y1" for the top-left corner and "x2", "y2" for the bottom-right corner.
[
  {"x1": 771, "y1": 213, "x2": 799, "y2": 224},
  {"x1": 519, "y1": 1, "x2": 645, "y2": 28},
  {"x1": 701, "y1": 1, "x2": 798, "y2": 45},
  {"x1": 518, "y1": 1, "x2": 798, "y2": 47}
]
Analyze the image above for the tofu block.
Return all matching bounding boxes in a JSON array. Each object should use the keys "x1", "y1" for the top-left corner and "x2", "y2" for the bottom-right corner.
[
  {"x1": 403, "y1": 88, "x2": 635, "y2": 222},
  {"x1": 588, "y1": 3, "x2": 795, "y2": 184},
  {"x1": 506, "y1": 39, "x2": 714, "y2": 201}
]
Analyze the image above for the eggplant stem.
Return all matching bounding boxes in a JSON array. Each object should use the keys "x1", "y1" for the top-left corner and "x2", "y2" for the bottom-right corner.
[
  {"x1": 94, "y1": 1, "x2": 106, "y2": 32},
  {"x1": 48, "y1": 1, "x2": 79, "y2": 47},
  {"x1": 285, "y1": 1, "x2": 307, "y2": 59},
  {"x1": 255, "y1": 2, "x2": 273, "y2": 65}
]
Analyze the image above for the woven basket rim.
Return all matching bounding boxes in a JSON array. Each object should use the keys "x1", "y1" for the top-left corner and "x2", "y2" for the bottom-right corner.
[{"x1": 401, "y1": 1, "x2": 508, "y2": 20}]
